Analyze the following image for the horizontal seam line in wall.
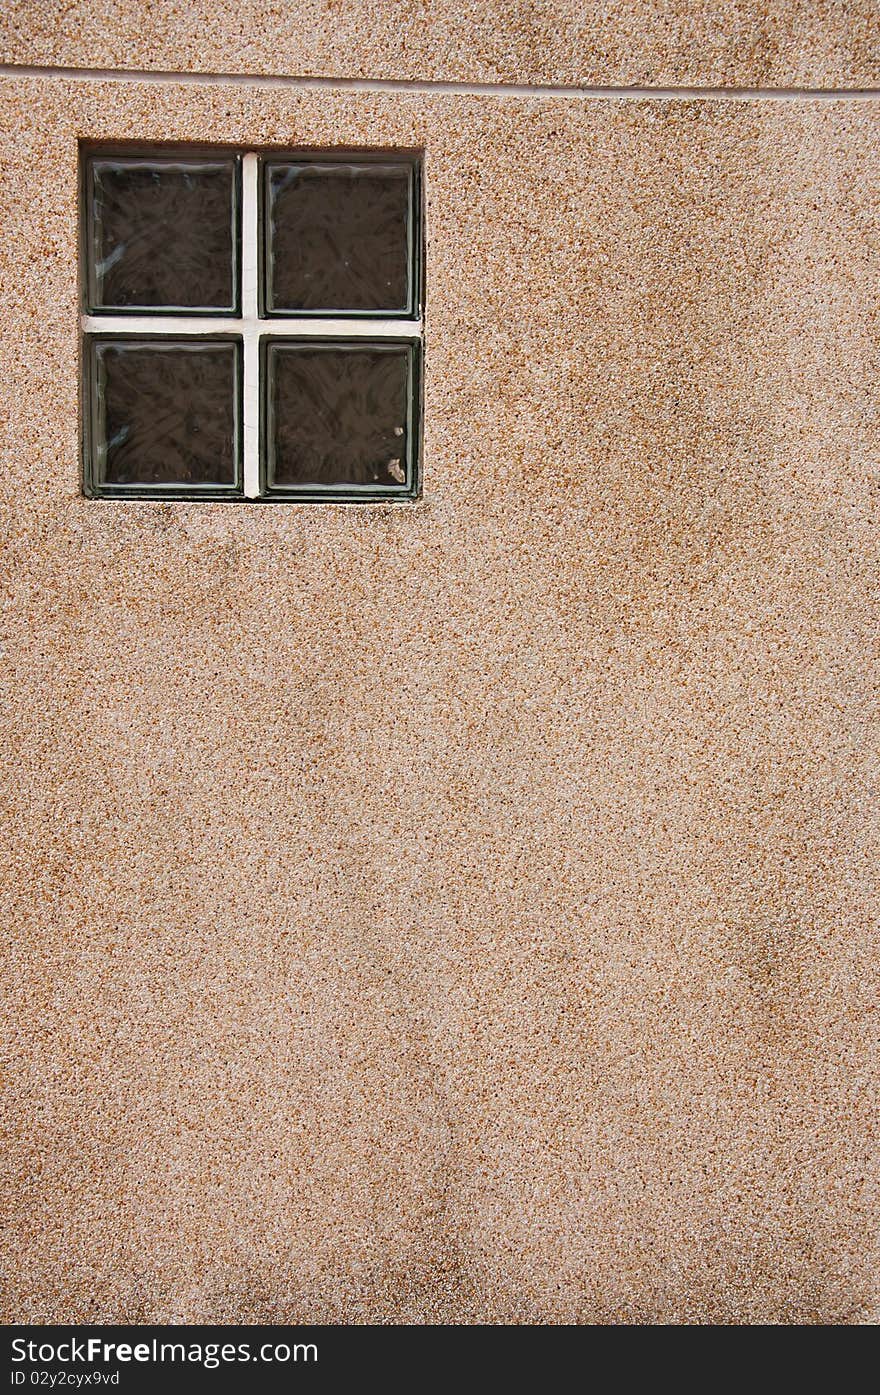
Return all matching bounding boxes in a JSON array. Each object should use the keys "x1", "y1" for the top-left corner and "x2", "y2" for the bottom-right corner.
[{"x1": 0, "y1": 62, "x2": 879, "y2": 99}]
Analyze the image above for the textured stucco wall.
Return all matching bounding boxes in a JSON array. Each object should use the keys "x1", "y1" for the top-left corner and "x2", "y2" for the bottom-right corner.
[
  {"x1": 0, "y1": 65, "x2": 878, "y2": 1324},
  {"x1": 1, "y1": 1, "x2": 879, "y2": 88}
]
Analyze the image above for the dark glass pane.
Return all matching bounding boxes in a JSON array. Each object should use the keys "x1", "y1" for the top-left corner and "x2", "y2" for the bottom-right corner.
[
  {"x1": 266, "y1": 343, "x2": 412, "y2": 489},
  {"x1": 265, "y1": 162, "x2": 412, "y2": 314},
  {"x1": 87, "y1": 157, "x2": 237, "y2": 311},
  {"x1": 91, "y1": 340, "x2": 239, "y2": 488}
]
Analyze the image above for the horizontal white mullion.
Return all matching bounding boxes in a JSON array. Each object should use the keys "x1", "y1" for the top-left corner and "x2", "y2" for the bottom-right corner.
[
  {"x1": 254, "y1": 318, "x2": 422, "y2": 338},
  {"x1": 82, "y1": 315, "x2": 422, "y2": 338}
]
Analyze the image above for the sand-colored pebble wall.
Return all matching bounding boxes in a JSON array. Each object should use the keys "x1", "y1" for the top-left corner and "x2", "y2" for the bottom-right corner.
[{"x1": 0, "y1": 56, "x2": 877, "y2": 1324}]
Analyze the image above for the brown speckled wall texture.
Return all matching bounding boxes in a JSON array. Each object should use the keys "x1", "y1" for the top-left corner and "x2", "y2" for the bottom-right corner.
[
  {"x1": 1, "y1": 55, "x2": 879, "y2": 1326},
  {"x1": 1, "y1": 1, "x2": 879, "y2": 88}
]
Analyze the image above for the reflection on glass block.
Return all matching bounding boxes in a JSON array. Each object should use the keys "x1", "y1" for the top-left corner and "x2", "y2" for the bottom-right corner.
[
  {"x1": 265, "y1": 342, "x2": 412, "y2": 489},
  {"x1": 87, "y1": 156, "x2": 238, "y2": 311},
  {"x1": 265, "y1": 162, "x2": 413, "y2": 314},
  {"x1": 90, "y1": 340, "x2": 240, "y2": 488}
]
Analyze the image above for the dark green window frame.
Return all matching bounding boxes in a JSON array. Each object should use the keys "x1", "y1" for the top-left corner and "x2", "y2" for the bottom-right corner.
[{"x1": 80, "y1": 143, "x2": 424, "y2": 503}]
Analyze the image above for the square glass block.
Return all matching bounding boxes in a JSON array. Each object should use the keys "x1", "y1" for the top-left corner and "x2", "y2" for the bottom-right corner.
[
  {"x1": 85, "y1": 338, "x2": 241, "y2": 495},
  {"x1": 263, "y1": 160, "x2": 416, "y2": 316},
  {"x1": 85, "y1": 155, "x2": 239, "y2": 312},
  {"x1": 263, "y1": 340, "x2": 417, "y2": 495}
]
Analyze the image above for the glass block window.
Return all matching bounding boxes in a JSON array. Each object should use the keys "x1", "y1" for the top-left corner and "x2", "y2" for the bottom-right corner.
[{"x1": 81, "y1": 146, "x2": 422, "y2": 501}]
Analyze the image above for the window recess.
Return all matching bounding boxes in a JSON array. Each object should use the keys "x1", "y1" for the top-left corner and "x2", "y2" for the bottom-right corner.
[{"x1": 81, "y1": 146, "x2": 423, "y2": 502}]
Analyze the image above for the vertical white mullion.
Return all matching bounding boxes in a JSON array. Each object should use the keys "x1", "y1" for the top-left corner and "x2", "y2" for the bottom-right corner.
[{"x1": 241, "y1": 152, "x2": 260, "y2": 499}]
